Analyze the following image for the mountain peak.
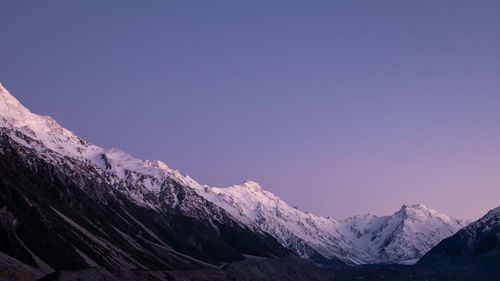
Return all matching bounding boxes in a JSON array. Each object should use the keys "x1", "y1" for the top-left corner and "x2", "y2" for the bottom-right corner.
[
  {"x1": 0, "y1": 82, "x2": 7, "y2": 93},
  {"x1": 241, "y1": 180, "x2": 263, "y2": 192},
  {"x1": 0, "y1": 83, "x2": 47, "y2": 128},
  {"x1": 0, "y1": 83, "x2": 96, "y2": 157},
  {"x1": 489, "y1": 206, "x2": 500, "y2": 215},
  {"x1": 394, "y1": 203, "x2": 448, "y2": 223},
  {"x1": 397, "y1": 203, "x2": 431, "y2": 214},
  {"x1": 482, "y1": 206, "x2": 500, "y2": 221},
  {"x1": 410, "y1": 203, "x2": 428, "y2": 209},
  {"x1": 0, "y1": 82, "x2": 33, "y2": 124},
  {"x1": 144, "y1": 159, "x2": 170, "y2": 170},
  {"x1": 0, "y1": 82, "x2": 22, "y2": 105}
]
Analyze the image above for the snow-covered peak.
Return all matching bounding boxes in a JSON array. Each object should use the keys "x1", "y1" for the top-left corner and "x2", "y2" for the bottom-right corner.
[
  {"x1": 143, "y1": 159, "x2": 200, "y2": 187},
  {"x1": 0, "y1": 83, "x2": 204, "y2": 200},
  {"x1": 394, "y1": 204, "x2": 460, "y2": 225},
  {"x1": 397, "y1": 203, "x2": 430, "y2": 214},
  {"x1": 338, "y1": 203, "x2": 467, "y2": 264},
  {"x1": 1, "y1": 82, "x2": 52, "y2": 128},
  {"x1": 211, "y1": 181, "x2": 284, "y2": 212},
  {"x1": 0, "y1": 82, "x2": 32, "y2": 123},
  {"x1": 237, "y1": 180, "x2": 263, "y2": 192},
  {"x1": 144, "y1": 159, "x2": 171, "y2": 171},
  {"x1": 95, "y1": 147, "x2": 203, "y2": 194},
  {"x1": 406, "y1": 203, "x2": 429, "y2": 211},
  {"x1": 0, "y1": 83, "x2": 49, "y2": 130},
  {"x1": 0, "y1": 83, "x2": 98, "y2": 158}
]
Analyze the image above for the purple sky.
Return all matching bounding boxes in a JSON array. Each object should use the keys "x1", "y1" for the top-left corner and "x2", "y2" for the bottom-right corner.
[{"x1": 1, "y1": 1, "x2": 499, "y2": 220}]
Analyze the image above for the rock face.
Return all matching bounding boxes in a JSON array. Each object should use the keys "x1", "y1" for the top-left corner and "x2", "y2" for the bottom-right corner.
[
  {"x1": 0, "y1": 83, "x2": 468, "y2": 280},
  {"x1": 417, "y1": 206, "x2": 500, "y2": 273}
]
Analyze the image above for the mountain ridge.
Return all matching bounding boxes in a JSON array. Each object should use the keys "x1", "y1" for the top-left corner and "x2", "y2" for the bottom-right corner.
[
  {"x1": 0, "y1": 82, "x2": 467, "y2": 266},
  {"x1": 417, "y1": 206, "x2": 500, "y2": 273}
]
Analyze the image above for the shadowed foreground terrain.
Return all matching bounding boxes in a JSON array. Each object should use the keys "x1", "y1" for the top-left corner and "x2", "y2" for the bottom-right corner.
[
  {"x1": 15, "y1": 261, "x2": 497, "y2": 281},
  {"x1": 2, "y1": 254, "x2": 497, "y2": 281},
  {"x1": 331, "y1": 264, "x2": 499, "y2": 281},
  {"x1": 0, "y1": 256, "x2": 336, "y2": 281}
]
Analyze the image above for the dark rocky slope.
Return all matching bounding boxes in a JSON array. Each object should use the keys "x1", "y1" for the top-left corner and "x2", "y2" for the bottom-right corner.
[
  {"x1": 0, "y1": 129, "x2": 292, "y2": 279},
  {"x1": 417, "y1": 206, "x2": 500, "y2": 274}
]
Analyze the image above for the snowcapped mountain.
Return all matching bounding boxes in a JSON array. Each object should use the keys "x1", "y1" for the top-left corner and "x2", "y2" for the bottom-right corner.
[
  {"x1": 0, "y1": 82, "x2": 466, "y2": 275},
  {"x1": 418, "y1": 206, "x2": 500, "y2": 273},
  {"x1": 342, "y1": 204, "x2": 466, "y2": 264},
  {"x1": 198, "y1": 177, "x2": 467, "y2": 264},
  {"x1": 0, "y1": 83, "x2": 293, "y2": 280}
]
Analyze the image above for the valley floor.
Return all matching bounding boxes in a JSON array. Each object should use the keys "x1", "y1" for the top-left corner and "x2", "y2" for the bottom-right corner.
[
  {"x1": 2, "y1": 254, "x2": 499, "y2": 281},
  {"x1": 332, "y1": 264, "x2": 499, "y2": 281}
]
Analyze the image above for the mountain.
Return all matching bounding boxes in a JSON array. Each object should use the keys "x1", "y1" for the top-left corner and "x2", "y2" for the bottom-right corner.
[
  {"x1": 417, "y1": 206, "x2": 500, "y2": 273},
  {"x1": 342, "y1": 204, "x2": 467, "y2": 264},
  {"x1": 201, "y1": 179, "x2": 466, "y2": 264},
  {"x1": 0, "y1": 82, "x2": 466, "y2": 279},
  {"x1": 1, "y1": 83, "x2": 338, "y2": 280}
]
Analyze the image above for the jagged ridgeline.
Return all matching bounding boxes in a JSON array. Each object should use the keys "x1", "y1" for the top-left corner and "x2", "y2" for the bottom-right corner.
[
  {"x1": 417, "y1": 207, "x2": 500, "y2": 273},
  {"x1": 0, "y1": 83, "x2": 488, "y2": 281},
  {"x1": 0, "y1": 83, "x2": 312, "y2": 280}
]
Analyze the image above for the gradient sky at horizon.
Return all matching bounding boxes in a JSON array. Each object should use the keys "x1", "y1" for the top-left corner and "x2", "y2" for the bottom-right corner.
[{"x1": 1, "y1": 1, "x2": 499, "y2": 220}]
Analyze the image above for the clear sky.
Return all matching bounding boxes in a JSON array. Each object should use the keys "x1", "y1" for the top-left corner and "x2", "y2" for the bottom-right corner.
[{"x1": 1, "y1": 1, "x2": 499, "y2": 220}]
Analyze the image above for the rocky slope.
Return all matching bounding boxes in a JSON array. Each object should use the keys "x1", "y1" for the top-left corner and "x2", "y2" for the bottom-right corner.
[{"x1": 417, "y1": 206, "x2": 500, "y2": 273}]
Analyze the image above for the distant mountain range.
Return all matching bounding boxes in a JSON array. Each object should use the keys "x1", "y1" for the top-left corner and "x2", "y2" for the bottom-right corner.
[
  {"x1": 204, "y1": 181, "x2": 466, "y2": 265},
  {"x1": 0, "y1": 82, "x2": 497, "y2": 280}
]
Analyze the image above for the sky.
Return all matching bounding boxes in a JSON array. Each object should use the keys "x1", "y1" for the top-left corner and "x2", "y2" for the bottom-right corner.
[{"x1": 1, "y1": 1, "x2": 499, "y2": 220}]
